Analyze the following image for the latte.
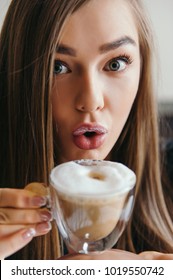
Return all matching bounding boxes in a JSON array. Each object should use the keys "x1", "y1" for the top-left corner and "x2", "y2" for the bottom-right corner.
[{"x1": 50, "y1": 160, "x2": 136, "y2": 241}]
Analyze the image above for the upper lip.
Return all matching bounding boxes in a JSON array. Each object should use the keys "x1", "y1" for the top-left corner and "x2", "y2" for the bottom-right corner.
[{"x1": 72, "y1": 123, "x2": 108, "y2": 136}]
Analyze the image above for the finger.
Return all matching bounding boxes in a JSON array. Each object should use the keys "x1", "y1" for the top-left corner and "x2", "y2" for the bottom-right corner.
[
  {"x1": 25, "y1": 183, "x2": 51, "y2": 208},
  {"x1": 0, "y1": 188, "x2": 47, "y2": 208},
  {"x1": 0, "y1": 208, "x2": 52, "y2": 224},
  {"x1": 0, "y1": 221, "x2": 52, "y2": 239},
  {"x1": 139, "y1": 251, "x2": 173, "y2": 260},
  {"x1": 0, "y1": 227, "x2": 36, "y2": 260},
  {"x1": 35, "y1": 221, "x2": 52, "y2": 236},
  {"x1": 0, "y1": 225, "x2": 25, "y2": 238},
  {"x1": 0, "y1": 222, "x2": 52, "y2": 259},
  {"x1": 58, "y1": 249, "x2": 143, "y2": 260}
]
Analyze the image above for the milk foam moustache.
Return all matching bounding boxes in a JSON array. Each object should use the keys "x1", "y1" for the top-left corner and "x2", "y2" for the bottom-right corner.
[{"x1": 50, "y1": 159, "x2": 136, "y2": 254}]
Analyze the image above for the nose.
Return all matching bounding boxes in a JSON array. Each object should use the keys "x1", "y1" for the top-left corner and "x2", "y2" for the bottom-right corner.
[{"x1": 75, "y1": 72, "x2": 104, "y2": 113}]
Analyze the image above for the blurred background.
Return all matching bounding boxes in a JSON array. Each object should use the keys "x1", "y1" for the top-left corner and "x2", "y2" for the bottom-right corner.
[{"x1": 0, "y1": 0, "x2": 173, "y2": 117}]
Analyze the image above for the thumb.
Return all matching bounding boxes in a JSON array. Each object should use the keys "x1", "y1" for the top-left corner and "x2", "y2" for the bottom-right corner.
[{"x1": 0, "y1": 227, "x2": 36, "y2": 260}]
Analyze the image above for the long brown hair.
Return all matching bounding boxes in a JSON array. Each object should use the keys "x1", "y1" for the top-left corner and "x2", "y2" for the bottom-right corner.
[
  {"x1": 113, "y1": 0, "x2": 173, "y2": 253},
  {"x1": 0, "y1": 0, "x2": 172, "y2": 259}
]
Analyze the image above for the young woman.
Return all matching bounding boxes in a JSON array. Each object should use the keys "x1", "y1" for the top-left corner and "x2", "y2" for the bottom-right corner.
[{"x1": 0, "y1": 0, "x2": 172, "y2": 260}]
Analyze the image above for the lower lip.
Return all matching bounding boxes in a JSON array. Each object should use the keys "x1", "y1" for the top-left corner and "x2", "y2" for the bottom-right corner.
[{"x1": 73, "y1": 134, "x2": 106, "y2": 150}]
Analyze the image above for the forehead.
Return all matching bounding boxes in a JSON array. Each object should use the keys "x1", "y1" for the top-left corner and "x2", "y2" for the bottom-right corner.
[{"x1": 59, "y1": 0, "x2": 139, "y2": 49}]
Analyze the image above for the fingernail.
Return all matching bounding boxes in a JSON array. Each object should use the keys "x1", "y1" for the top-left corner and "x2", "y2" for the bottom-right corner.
[
  {"x1": 40, "y1": 210, "x2": 52, "y2": 222},
  {"x1": 36, "y1": 222, "x2": 52, "y2": 232},
  {"x1": 46, "y1": 195, "x2": 52, "y2": 208},
  {"x1": 22, "y1": 228, "x2": 36, "y2": 240},
  {"x1": 31, "y1": 196, "x2": 47, "y2": 207}
]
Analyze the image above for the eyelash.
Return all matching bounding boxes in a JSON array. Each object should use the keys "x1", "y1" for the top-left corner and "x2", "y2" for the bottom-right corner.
[
  {"x1": 54, "y1": 54, "x2": 133, "y2": 75},
  {"x1": 104, "y1": 54, "x2": 133, "y2": 72},
  {"x1": 54, "y1": 60, "x2": 71, "y2": 75}
]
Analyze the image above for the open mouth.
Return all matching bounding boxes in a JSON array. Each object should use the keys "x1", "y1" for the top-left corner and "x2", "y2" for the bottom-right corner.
[
  {"x1": 72, "y1": 124, "x2": 108, "y2": 150},
  {"x1": 84, "y1": 131, "x2": 97, "y2": 137}
]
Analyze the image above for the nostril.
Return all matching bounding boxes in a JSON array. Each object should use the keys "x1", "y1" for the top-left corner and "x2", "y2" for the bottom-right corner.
[{"x1": 81, "y1": 106, "x2": 85, "y2": 111}]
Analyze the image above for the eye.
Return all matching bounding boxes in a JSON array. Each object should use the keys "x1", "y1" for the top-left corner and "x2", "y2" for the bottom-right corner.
[
  {"x1": 54, "y1": 60, "x2": 71, "y2": 75},
  {"x1": 104, "y1": 56, "x2": 132, "y2": 72}
]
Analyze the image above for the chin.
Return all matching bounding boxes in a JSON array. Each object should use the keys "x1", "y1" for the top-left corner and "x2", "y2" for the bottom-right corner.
[{"x1": 63, "y1": 149, "x2": 109, "y2": 162}]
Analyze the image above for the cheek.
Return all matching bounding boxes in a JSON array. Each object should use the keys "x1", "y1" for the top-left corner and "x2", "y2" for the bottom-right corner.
[
  {"x1": 51, "y1": 83, "x2": 72, "y2": 122},
  {"x1": 107, "y1": 77, "x2": 138, "y2": 110},
  {"x1": 51, "y1": 89, "x2": 61, "y2": 121},
  {"x1": 106, "y1": 76, "x2": 138, "y2": 131}
]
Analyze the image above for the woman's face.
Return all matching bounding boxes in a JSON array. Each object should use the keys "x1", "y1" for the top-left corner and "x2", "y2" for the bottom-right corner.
[{"x1": 52, "y1": 0, "x2": 140, "y2": 163}]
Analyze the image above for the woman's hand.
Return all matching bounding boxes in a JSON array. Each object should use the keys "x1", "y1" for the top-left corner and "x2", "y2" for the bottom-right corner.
[
  {"x1": 58, "y1": 249, "x2": 173, "y2": 260},
  {"x1": 0, "y1": 183, "x2": 52, "y2": 260},
  {"x1": 139, "y1": 251, "x2": 173, "y2": 260},
  {"x1": 58, "y1": 249, "x2": 143, "y2": 260}
]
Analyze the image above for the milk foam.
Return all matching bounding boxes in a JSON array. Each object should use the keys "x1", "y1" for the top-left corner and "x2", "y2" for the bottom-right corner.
[{"x1": 50, "y1": 160, "x2": 136, "y2": 197}]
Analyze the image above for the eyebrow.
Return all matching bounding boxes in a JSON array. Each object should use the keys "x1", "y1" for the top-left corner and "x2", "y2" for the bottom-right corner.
[
  {"x1": 99, "y1": 36, "x2": 136, "y2": 53},
  {"x1": 56, "y1": 44, "x2": 77, "y2": 56},
  {"x1": 56, "y1": 36, "x2": 136, "y2": 56}
]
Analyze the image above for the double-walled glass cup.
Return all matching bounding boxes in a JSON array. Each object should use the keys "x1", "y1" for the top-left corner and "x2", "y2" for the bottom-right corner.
[{"x1": 50, "y1": 159, "x2": 136, "y2": 254}]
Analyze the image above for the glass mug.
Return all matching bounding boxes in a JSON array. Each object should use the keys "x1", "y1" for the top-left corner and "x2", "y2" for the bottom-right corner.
[{"x1": 49, "y1": 159, "x2": 136, "y2": 254}]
